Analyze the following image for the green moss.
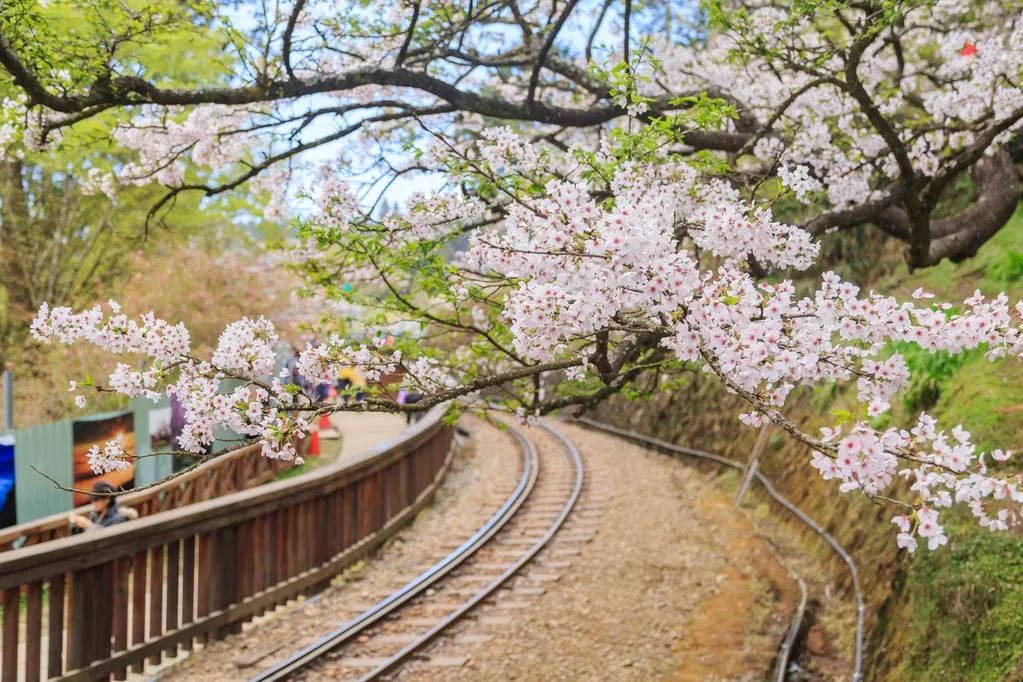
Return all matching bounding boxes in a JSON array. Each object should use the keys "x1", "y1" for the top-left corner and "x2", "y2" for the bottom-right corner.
[
  {"x1": 935, "y1": 357, "x2": 1023, "y2": 453},
  {"x1": 987, "y1": 249, "x2": 1023, "y2": 284},
  {"x1": 898, "y1": 515, "x2": 1023, "y2": 681}
]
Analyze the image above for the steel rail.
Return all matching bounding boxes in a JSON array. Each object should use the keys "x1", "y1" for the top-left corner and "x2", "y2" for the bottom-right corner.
[
  {"x1": 356, "y1": 419, "x2": 584, "y2": 681},
  {"x1": 774, "y1": 576, "x2": 808, "y2": 682},
  {"x1": 250, "y1": 418, "x2": 539, "y2": 682},
  {"x1": 573, "y1": 416, "x2": 865, "y2": 681}
]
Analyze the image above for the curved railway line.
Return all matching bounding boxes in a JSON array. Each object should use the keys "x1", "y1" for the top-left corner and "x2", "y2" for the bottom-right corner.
[{"x1": 250, "y1": 418, "x2": 585, "y2": 681}]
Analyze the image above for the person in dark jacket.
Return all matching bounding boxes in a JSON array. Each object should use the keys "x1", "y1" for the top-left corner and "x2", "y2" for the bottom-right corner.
[
  {"x1": 69, "y1": 481, "x2": 128, "y2": 532},
  {"x1": 397, "y1": 390, "x2": 424, "y2": 424}
]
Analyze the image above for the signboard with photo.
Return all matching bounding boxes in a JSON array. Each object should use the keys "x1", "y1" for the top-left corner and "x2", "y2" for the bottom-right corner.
[
  {"x1": 149, "y1": 405, "x2": 173, "y2": 451},
  {"x1": 72, "y1": 412, "x2": 136, "y2": 506},
  {"x1": 149, "y1": 402, "x2": 192, "y2": 472}
]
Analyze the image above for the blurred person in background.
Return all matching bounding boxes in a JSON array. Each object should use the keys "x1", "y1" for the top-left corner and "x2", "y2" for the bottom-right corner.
[{"x1": 69, "y1": 481, "x2": 134, "y2": 532}]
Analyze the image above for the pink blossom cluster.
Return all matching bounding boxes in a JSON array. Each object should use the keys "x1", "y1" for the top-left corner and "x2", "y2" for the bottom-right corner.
[
  {"x1": 112, "y1": 105, "x2": 257, "y2": 187},
  {"x1": 32, "y1": 300, "x2": 190, "y2": 369},
  {"x1": 822, "y1": 414, "x2": 1022, "y2": 553},
  {"x1": 31, "y1": 296, "x2": 462, "y2": 469},
  {"x1": 302, "y1": 129, "x2": 1023, "y2": 552},
  {"x1": 295, "y1": 336, "x2": 397, "y2": 386},
  {"x1": 315, "y1": 177, "x2": 359, "y2": 233},
  {"x1": 777, "y1": 165, "x2": 823, "y2": 203},
  {"x1": 32, "y1": 305, "x2": 310, "y2": 464},
  {"x1": 652, "y1": 3, "x2": 1023, "y2": 210},
  {"x1": 85, "y1": 441, "x2": 133, "y2": 475}
]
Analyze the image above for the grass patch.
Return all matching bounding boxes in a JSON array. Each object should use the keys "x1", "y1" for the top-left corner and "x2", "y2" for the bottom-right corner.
[
  {"x1": 891, "y1": 341, "x2": 982, "y2": 412},
  {"x1": 898, "y1": 514, "x2": 1023, "y2": 681},
  {"x1": 987, "y1": 249, "x2": 1023, "y2": 284},
  {"x1": 932, "y1": 356, "x2": 1023, "y2": 453}
]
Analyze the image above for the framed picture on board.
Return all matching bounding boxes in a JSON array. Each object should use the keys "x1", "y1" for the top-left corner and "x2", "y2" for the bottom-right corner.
[{"x1": 71, "y1": 412, "x2": 136, "y2": 506}]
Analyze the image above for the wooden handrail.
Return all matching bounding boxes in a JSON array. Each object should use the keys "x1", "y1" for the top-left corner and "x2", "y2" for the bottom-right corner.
[
  {"x1": 0, "y1": 442, "x2": 290, "y2": 553},
  {"x1": 0, "y1": 408, "x2": 453, "y2": 682}
]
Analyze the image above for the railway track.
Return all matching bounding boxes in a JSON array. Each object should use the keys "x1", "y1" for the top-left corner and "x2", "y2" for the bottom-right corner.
[{"x1": 250, "y1": 418, "x2": 585, "y2": 681}]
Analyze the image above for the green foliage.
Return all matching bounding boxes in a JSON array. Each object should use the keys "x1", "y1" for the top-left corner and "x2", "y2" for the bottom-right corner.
[
  {"x1": 987, "y1": 250, "x2": 1023, "y2": 284},
  {"x1": 891, "y1": 341, "x2": 981, "y2": 412},
  {"x1": 0, "y1": 1, "x2": 226, "y2": 92}
]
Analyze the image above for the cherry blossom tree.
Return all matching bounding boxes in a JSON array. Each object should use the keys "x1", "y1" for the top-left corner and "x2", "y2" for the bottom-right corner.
[
  {"x1": 0, "y1": 1, "x2": 1019, "y2": 262},
  {"x1": 7, "y1": 0, "x2": 1023, "y2": 551}
]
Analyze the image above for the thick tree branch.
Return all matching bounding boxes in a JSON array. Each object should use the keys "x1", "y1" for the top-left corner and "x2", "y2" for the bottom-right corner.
[
  {"x1": 925, "y1": 149, "x2": 1020, "y2": 265},
  {"x1": 803, "y1": 182, "x2": 906, "y2": 235},
  {"x1": 281, "y1": 0, "x2": 307, "y2": 80},
  {"x1": 527, "y1": 0, "x2": 581, "y2": 105}
]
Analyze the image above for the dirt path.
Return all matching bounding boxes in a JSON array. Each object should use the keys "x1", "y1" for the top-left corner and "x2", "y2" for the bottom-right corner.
[{"x1": 330, "y1": 412, "x2": 409, "y2": 462}]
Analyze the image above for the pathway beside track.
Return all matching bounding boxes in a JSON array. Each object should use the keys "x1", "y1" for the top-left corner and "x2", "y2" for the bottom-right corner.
[{"x1": 330, "y1": 413, "x2": 409, "y2": 462}]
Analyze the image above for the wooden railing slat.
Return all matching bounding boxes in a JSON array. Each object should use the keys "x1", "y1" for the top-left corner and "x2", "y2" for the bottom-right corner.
[
  {"x1": 46, "y1": 575, "x2": 65, "y2": 679},
  {"x1": 147, "y1": 545, "x2": 163, "y2": 665},
  {"x1": 111, "y1": 557, "x2": 130, "y2": 681},
  {"x1": 180, "y1": 537, "x2": 195, "y2": 652},
  {"x1": 129, "y1": 551, "x2": 146, "y2": 674},
  {"x1": 195, "y1": 532, "x2": 212, "y2": 646},
  {"x1": 164, "y1": 540, "x2": 179, "y2": 658},
  {"x1": 2, "y1": 587, "x2": 19, "y2": 682},
  {"x1": 213, "y1": 524, "x2": 240, "y2": 637},
  {"x1": 68, "y1": 563, "x2": 114, "y2": 670},
  {"x1": 24, "y1": 580, "x2": 43, "y2": 682}
]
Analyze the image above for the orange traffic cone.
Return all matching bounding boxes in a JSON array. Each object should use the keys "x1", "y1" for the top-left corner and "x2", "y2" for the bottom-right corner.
[
  {"x1": 318, "y1": 413, "x2": 332, "y2": 430},
  {"x1": 308, "y1": 430, "x2": 321, "y2": 457}
]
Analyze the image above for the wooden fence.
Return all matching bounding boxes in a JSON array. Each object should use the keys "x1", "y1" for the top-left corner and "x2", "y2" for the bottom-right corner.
[
  {"x1": 0, "y1": 443, "x2": 291, "y2": 553},
  {"x1": 0, "y1": 410, "x2": 452, "y2": 681}
]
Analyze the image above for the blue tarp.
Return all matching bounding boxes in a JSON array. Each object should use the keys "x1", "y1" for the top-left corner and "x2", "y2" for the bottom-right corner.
[{"x1": 0, "y1": 434, "x2": 15, "y2": 527}]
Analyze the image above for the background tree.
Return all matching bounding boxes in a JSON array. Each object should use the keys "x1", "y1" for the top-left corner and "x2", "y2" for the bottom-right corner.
[
  {"x1": 14, "y1": 238, "x2": 301, "y2": 425},
  {"x1": 0, "y1": 1, "x2": 281, "y2": 423}
]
